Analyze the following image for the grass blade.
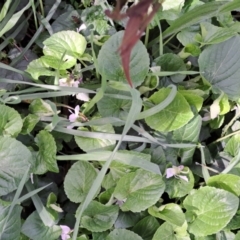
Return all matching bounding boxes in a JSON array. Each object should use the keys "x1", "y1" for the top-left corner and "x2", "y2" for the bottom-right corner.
[{"x1": 72, "y1": 87, "x2": 142, "y2": 240}]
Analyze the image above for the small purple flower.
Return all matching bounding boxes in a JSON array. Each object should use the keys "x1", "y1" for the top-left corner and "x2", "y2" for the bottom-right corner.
[
  {"x1": 60, "y1": 225, "x2": 71, "y2": 240},
  {"x1": 72, "y1": 80, "x2": 80, "y2": 88},
  {"x1": 69, "y1": 105, "x2": 80, "y2": 122},
  {"x1": 166, "y1": 165, "x2": 189, "y2": 182}
]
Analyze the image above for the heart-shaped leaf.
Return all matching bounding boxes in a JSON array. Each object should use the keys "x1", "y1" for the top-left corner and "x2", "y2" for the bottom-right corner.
[
  {"x1": 183, "y1": 186, "x2": 239, "y2": 236},
  {"x1": 98, "y1": 31, "x2": 149, "y2": 87},
  {"x1": 199, "y1": 36, "x2": 240, "y2": 100},
  {"x1": 145, "y1": 88, "x2": 194, "y2": 132}
]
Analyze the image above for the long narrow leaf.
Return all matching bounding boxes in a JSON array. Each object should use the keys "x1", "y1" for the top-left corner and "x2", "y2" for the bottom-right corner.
[
  {"x1": 148, "y1": 71, "x2": 200, "y2": 76},
  {"x1": 15, "y1": 183, "x2": 52, "y2": 204},
  {"x1": 199, "y1": 144, "x2": 210, "y2": 182},
  {"x1": 56, "y1": 151, "x2": 161, "y2": 174},
  {"x1": 0, "y1": 165, "x2": 30, "y2": 237},
  {"x1": 72, "y1": 87, "x2": 142, "y2": 240},
  {"x1": 0, "y1": 1, "x2": 31, "y2": 37},
  {"x1": 222, "y1": 149, "x2": 240, "y2": 174},
  {"x1": 47, "y1": 124, "x2": 153, "y2": 143},
  {"x1": 25, "y1": 182, "x2": 55, "y2": 227},
  {"x1": 0, "y1": 78, "x2": 95, "y2": 93},
  {"x1": 0, "y1": 0, "x2": 12, "y2": 22},
  {"x1": 162, "y1": 1, "x2": 224, "y2": 39},
  {"x1": 137, "y1": 84, "x2": 177, "y2": 119},
  {"x1": 10, "y1": 0, "x2": 62, "y2": 66},
  {"x1": 0, "y1": 19, "x2": 28, "y2": 51},
  {"x1": 0, "y1": 0, "x2": 19, "y2": 33}
]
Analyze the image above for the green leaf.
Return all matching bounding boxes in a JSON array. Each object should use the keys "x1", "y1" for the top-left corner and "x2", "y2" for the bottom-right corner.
[
  {"x1": 177, "y1": 29, "x2": 198, "y2": 46},
  {"x1": 172, "y1": 115, "x2": 202, "y2": 165},
  {"x1": 224, "y1": 134, "x2": 240, "y2": 157},
  {"x1": 183, "y1": 186, "x2": 239, "y2": 236},
  {"x1": 106, "y1": 229, "x2": 143, "y2": 240},
  {"x1": 153, "y1": 221, "x2": 190, "y2": 239},
  {"x1": 207, "y1": 174, "x2": 240, "y2": 196},
  {"x1": 34, "y1": 130, "x2": 58, "y2": 174},
  {"x1": 0, "y1": 1, "x2": 31, "y2": 37},
  {"x1": 97, "y1": 87, "x2": 131, "y2": 123},
  {"x1": 43, "y1": 30, "x2": 87, "y2": 59},
  {"x1": 178, "y1": 90, "x2": 203, "y2": 112},
  {"x1": 235, "y1": 231, "x2": 240, "y2": 240},
  {"x1": 198, "y1": 22, "x2": 238, "y2": 45},
  {"x1": 145, "y1": 88, "x2": 194, "y2": 132},
  {"x1": 219, "y1": 231, "x2": 236, "y2": 240},
  {"x1": 51, "y1": 10, "x2": 80, "y2": 33},
  {"x1": 165, "y1": 167, "x2": 194, "y2": 198},
  {"x1": 149, "y1": 203, "x2": 185, "y2": 227},
  {"x1": 113, "y1": 169, "x2": 165, "y2": 212},
  {"x1": 132, "y1": 216, "x2": 159, "y2": 240},
  {"x1": 93, "y1": 231, "x2": 109, "y2": 240},
  {"x1": 219, "y1": 94, "x2": 230, "y2": 115},
  {"x1": 0, "y1": 104, "x2": 23, "y2": 137},
  {"x1": 29, "y1": 99, "x2": 55, "y2": 117},
  {"x1": 194, "y1": 236, "x2": 218, "y2": 240},
  {"x1": 236, "y1": 232, "x2": 240, "y2": 240},
  {"x1": 209, "y1": 115, "x2": 225, "y2": 130},
  {"x1": 40, "y1": 55, "x2": 75, "y2": 70},
  {"x1": 199, "y1": 36, "x2": 240, "y2": 100},
  {"x1": 184, "y1": 43, "x2": 201, "y2": 57},
  {"x1": 81, "y1": 201, "x2": 119, "y2": 232},
  {"x1": 81, "y1": 6, "x2": 110, "y2": 35},
  {"x1": 114, "y1": 211, "x2": 141, "y2": 229},
  {"x1": 77, "y1": 235, "x2": 89, "y2": 240},
  {"x1": 45, "y1": 193, "x2": 59, "y2": 220},
  {"x1": 0, "y1": 199, "x2": 22, "y2": 240},
  {"x1": 210, "y1": 93, "x2": 230, "y2": 119},
  {"x1": 150, "y1": 9, "x2": 179, "y2": 29},
  {"x1": 226, "y1": 211, "x2": 240, "y2": 230},
  {"x1": 64, "y1": 161, "x2": 98, "y2": 203},
  {"x1": 0, "y1": 136, "x2": 32, "y2": 195},
  {"x1": 102, "y1": 161, "x2": 137, "y2": 190},
  {"x1": 152, "y1": 222, "x2": 177, "y2": 240},
  {"x1": 72, "y1": 88, "x2": 142, "y2": 239},
  {"x1": 21, "y1": 114, "x2": 39, "y2": 135},
  {"x1": 151, "y1": 146, "x2": 166, "y2": 174},
  {"x1": 0, "y1": 0, "x2": 11, "y2": 22},
  {"x1": 57, "y1": 149, "x2": 159, "y2": 174},
  {"x1": 99, "y1": 188, "x2": 114, "y2": 204},
  {"x1": 155, "y1": 53, "x2": 187, "y2": 83},
  {"x1": 162, "y1": 1, "x2": 231, "y2": 39},
  {"x1": 98, "y1": 31, "x2": 149, "y2": 87},
  {"x1": 101, "y1": 151, "x2": 151, "y2": 189},
  {"x1": 162, "y1": 0, "x2": 185, "y2": 10},
  {"x1": 26, "y1": 58, "x2": 56, "y2": 80},
  {"x1": 75, "y1": 124, "x2": 116, "y2": 152},
  {"x1": 21, "y1": 211, "x2": 61, "y2": 240}
]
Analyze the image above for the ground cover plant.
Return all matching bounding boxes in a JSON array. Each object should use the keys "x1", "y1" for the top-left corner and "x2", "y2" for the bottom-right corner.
[{"x1": 1, "y1": 0, "x2": 240, "y2": 239}]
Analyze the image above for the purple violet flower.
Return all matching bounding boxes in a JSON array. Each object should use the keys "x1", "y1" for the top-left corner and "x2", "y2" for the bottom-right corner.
[
  {"x1": 69, "y1": 105, "x2": 80, "y2": 122},
  {"x1": 166, "y1": 165, "x2": 189, "y2": 182},
  {"x1": 60, "y1": 225, "x2": 71, "y2": 240}
]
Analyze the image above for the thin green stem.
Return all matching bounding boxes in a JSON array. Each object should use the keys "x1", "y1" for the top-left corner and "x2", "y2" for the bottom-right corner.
[
  {"x1": 157, "y1": 20, "x2": 163, "y2": 56},
  {"x1": 163, "y1": 33, "x2": 177, "y2": 46},
  {"x1": 213, "y1": 129, "x2": 240, "y2": 144},
  {"x1": 198, "y1": 143, "x2": 210, "y2": 182},
  {"x1": 39, "y1": 0, "x2": 44, "y2": 17},
  {"x1": 222, "y1": 107, "x2": 240, "y2": 136},
  {"x1": 222, "y1": 149, "x2": 240, "y2": 174},
  {"x1": 144, "y1": 26, "x2": 150, "y2": 46}
]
